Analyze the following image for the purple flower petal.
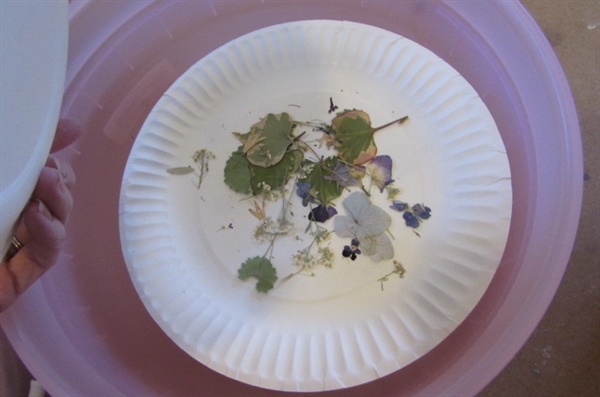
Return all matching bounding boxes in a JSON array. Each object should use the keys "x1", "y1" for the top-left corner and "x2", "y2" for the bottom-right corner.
[
  {"x1": 403, "y1": 211, "x2": 420, "y2": 228},
  {"x1": 308, "y1": 204, "x2": 338, "y2": 222},
  {"x1": 342, "y1": 245, "x2": 353, "y2": 257},
  {"x1": 412, "y1": 203, "x2": 432, "y2": 220},
  {"x1": 367, "y1": 155, "x2": 394, "y2": 192},
  {"x1": 342, "y1": 239, "x2": 361, "y2": 260},
  {"x1": 296, "y1": 181, "x2": 315, "y2": 206},
  {"x1": 324, "y1": 162, "x2": 365, "y2": 188}
]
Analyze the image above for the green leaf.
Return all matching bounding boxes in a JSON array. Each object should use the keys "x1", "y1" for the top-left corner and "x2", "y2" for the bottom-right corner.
[
  {"x1": 331, "y1": 110, "x2": 377, "y2": 165},
  {"x1": 300, "y1": 157, "x2": 343, "y2": 206},
  {"x1": 250, "y1": 150, "x2": 303, "y2": 195},
  {"x1": 232, "y1": 130, "x2": 266, "y2": 155},
  {"x1": 166, "y1": 166, "x2": 194, "y2": 175},
  {"x1": 224, "y1": 146, "x2": 252, "y2": 194},
  {"x1": 238, "y1": 256, "x2": 278, "y2": 293},
  {"x1": 242, "y1": 113, "x2": 295, "y2": 168},
  {"x1": 332, "y1": 110, "x2": 408, "y2": 165}
]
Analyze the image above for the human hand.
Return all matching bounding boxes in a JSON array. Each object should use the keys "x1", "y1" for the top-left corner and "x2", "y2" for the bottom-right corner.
[{"x1": 0, "y1": 120, "x2": 81, "y2": 312}]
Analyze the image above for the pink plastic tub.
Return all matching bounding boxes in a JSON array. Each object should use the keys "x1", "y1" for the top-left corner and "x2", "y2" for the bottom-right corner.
[{"x1": 1, "y1": 1, "x2": 582, "y2": 396}]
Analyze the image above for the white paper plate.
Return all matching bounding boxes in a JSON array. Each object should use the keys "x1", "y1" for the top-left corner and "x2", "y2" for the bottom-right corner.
[
  {"x1": 0, "y1": 1, "x2": 68, "y2": 257},
  {"x1": 119, "y1": 20, "x2": 511, "y2": 391}
]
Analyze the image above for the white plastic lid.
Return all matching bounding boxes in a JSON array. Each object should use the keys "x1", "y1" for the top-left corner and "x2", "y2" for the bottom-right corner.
[{"x1": 0, "y1": 0, "x2": 69, "y2": 257}]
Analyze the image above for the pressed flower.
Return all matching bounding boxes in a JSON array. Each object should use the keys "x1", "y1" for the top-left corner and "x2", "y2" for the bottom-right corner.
[
  {"x1": 308, "y1": 204, "x2": 338, "y2": 223},
  {"x1": 249, "y1": 200, "x2": 267, "y2": 220},
  {"x1": 403, "y1": 211, "x2": 420, "y2": 228},
  {"x1": 342, "y1": 239, "x2": 362, "y2": 260},
  {"x1": 412, "y1": 203, "x2": 431, "y2": 220},
  {"x1": 366, "y1": 155, "x2": 395, "y2": 192},
  {"x1": 324, "y1": 161, "x2": 365, "y2": 188},
  {"x1": 334, "y1": 192, "x2": 394, "y2": 261},
  {"x1": 296, "y1": 181, "x2": 315, "y2": 207},
  {"x1": 328, "y1": 97, "x2": 339, "y2": 114},
  {"x1": 392, "y1": 201, "x2": 432, "y2": 229},
  {"x1": 386, "y1": 186, "x2": 401, "y2": 200},
  {"x1": 390, "y1": 200, "x2": 409, "y2": 212},
  {"x1": 316, "y1": 131, "x2": 338, "y2": 149}
]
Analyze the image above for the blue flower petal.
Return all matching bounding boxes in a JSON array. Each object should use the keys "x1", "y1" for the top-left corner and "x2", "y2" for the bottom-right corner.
[
  {"x1": 390, "y1": 200, "x2": 409, "y2": 212},
  {"x1": 403, "y1": 211, "x2": 420, "y2": 228},
  {"x1": 296, "y1": 181, "x2": 315, "y2": 207},
  {"x1": 342, "y1": 245, "x2": 353, "y2": 257},
  {"x1": 412, "y1": 204, "x2": 431, "y2": 220}
]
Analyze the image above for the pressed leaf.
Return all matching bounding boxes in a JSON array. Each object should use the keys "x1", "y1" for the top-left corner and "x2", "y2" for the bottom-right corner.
[
  {"x1": 166, "y1": 166, "x2": 194, "y2": 175},
  {"x1": 299, "y1": 157, "x2": 343, "y2": 206},
  {"x1": 331, "y1": 110, "x2": 377, "y2": 165},
  {"x1": 238, "y1": 256, "x2": 278, "y2": 293},
  {"x1": 224, "y1": 146, "x2": 252, "y2": 194},
  {"x1": 250, "y1": 150, "x2": 303, "y2": 195},
  {"x1": 233, "y1": 130, "x2": 265, "y2": 155},
  {"x1": 244, "y1": 113, "x2": 295, "y2": 168},
  {"x1": 332, "y1": 110, "x2": 408, "y2": 165}
]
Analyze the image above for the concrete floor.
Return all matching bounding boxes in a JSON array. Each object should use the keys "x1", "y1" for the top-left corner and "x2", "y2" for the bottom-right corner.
[{"x1": 480, "y1": 1, "x2": 600, "y2": 396}]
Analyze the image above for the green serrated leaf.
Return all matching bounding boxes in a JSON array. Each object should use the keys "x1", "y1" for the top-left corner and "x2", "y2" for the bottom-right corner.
[
  {"x1": 250, "y1": 150, "x2": 303, "y2": 195},
  {"x1": 238, "y1": 256, "x2": 278, "y2": 293},
  {"x1": 224, "y1": 146, "x2": 252, "y2": 194},
  {"x1": 331, "y1": 110, "x2": 378, "y2": 165},
  {"x1": 244, "y1": 113, "x2": 295, "y2": 168},
  {"x1": 332, "y1": 110, "x2": 408, "y2": 165},
  {"x1": 300, "y1": 157, "x2": 343, "y2": 206}
]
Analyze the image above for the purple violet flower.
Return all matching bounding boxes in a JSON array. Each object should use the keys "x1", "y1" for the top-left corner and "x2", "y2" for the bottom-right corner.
[
  {"x1": 342, "y1": 238, "x2": 361, "y2": 260},
  {"x1": 308, "y1": 204, "x2": 338, "y2": 223}
]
